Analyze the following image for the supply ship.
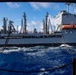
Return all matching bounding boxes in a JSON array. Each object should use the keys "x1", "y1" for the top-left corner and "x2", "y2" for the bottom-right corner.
[{"x1": 0, "y1": 4, "x2": 76, "y2": 47}]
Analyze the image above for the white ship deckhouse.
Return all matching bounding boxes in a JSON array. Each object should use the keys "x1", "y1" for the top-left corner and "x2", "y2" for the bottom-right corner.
[{"x1": 54, "y1": 10, "x2": 76, "y2": 31}]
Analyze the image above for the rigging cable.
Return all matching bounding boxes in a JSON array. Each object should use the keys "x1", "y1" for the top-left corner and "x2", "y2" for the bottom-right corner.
[{"x1": 0, "y1": 31, "x2": 11, "y2": 52}]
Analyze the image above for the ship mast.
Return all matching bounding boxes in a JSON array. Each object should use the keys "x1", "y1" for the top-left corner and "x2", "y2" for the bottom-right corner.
[
  {"x1": 65, "y1": 3, "x2": 71, "y2": 13},
  {"x1": 20, "y1": 19, "x2": 23, "y2": 33},
  {"x1": 48, "y1": 19, "x2": 53, "y2": 32},
  {"x1": 43, "y1": 19, "x2": 46, "y2": 34},
  {"x1": 45, "y1": 12, "x2": 49, "y2": 34},
  {"x1": 74, "y1": 3, "x2": 76, "y2": 15},
  {"x1": 23, "y1": 12, "x2": 27, "y2": 33},
  {"x1": 3, "y1": 17, "x2": 8, "y2": 34}
]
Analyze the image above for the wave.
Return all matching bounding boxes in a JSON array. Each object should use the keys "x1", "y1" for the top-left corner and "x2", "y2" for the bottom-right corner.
[{"x1": 0, "y1": 46, "x2": 75, "y2": 75}]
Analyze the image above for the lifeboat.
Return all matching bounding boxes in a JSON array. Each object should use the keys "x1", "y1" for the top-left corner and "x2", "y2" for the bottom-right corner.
[{"x1": 62, "y1": 25, "x2": 76, "y2": 29}]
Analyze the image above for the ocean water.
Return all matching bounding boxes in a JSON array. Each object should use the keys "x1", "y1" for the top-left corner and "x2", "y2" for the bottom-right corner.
[{"x1": 0, "y1": 46, "x2": 76, "y2": 75}]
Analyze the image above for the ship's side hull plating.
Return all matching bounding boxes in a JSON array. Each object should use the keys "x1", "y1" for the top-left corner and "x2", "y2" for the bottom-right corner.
[{"x1": 0, "y1": 32, "x2": 76, "y2": 47}]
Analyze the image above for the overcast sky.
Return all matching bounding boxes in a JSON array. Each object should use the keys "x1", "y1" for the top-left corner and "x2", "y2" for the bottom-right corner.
[{"x1": 0, "y1": 2, "x2": 75, "y2": 32}]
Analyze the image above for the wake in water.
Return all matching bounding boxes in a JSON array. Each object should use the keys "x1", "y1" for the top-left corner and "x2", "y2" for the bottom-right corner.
[
  {"x1": 0, "y1": 45, "x2": 76, "y2": 56},
  {"x1": 59, "y1": 44, "x2": 76, "y2": 54}
]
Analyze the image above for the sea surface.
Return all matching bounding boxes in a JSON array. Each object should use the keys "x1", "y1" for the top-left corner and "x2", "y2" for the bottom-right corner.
[{"x1": 0, "y1": 46, "x2": 76, "y2": 75}]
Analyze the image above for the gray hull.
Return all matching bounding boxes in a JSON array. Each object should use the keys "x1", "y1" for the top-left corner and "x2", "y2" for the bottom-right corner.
[{"x1": 0, "y1": 32, "x2": 76, "y2": 47}]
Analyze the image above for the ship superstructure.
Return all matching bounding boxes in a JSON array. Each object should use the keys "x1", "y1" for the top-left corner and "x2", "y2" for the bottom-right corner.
[
  {"x1": 0, "y1": 4, "x2": 76, "y2": 47},
  {"x1": 54, "y1": 10, "x2": 76, "y2": 31}
]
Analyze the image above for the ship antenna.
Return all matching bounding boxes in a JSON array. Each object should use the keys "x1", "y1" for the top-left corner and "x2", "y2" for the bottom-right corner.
[{"x1": 65, "y1": 3, "x2": 71, "y2": 13}]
